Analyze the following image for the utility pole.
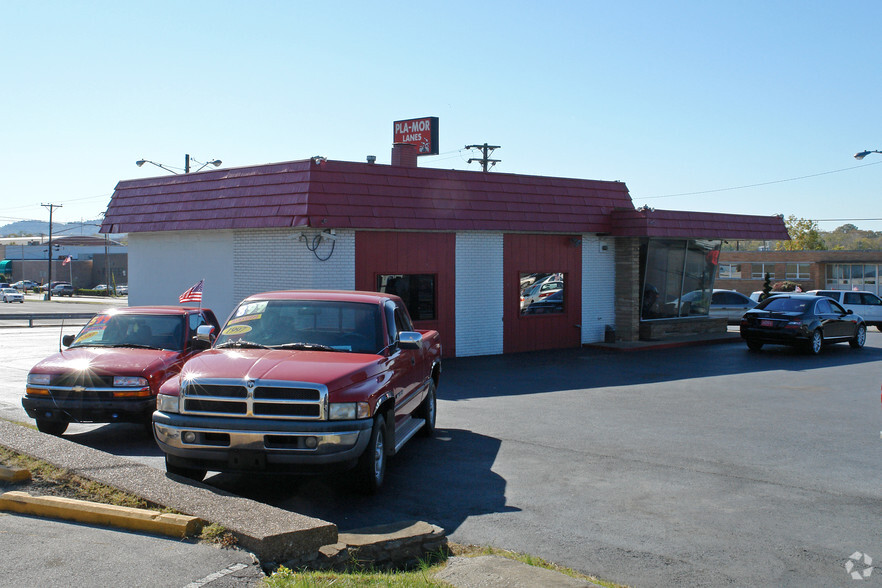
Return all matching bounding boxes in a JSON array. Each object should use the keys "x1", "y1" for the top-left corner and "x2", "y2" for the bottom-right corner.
[
  {"x1": 465, "y1": 143, "x2": 501, "y2": 172},
  {"x1": 42, "y1": 203, "x2": 62, "y2": 300}
]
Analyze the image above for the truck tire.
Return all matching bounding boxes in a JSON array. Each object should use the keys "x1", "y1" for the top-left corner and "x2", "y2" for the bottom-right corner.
[
  {"x1": 355, "y1": 414, "x2": 386, "y2": 494},
  {"x1": 417, "y1": 379, "x2": 436, "y2": 437},
  {"x1": 36, "y1": 419, "x2": 68, "y2": 436},
  {"x1": 164, "y1": 456, "x2": 206, "y2": 483}
]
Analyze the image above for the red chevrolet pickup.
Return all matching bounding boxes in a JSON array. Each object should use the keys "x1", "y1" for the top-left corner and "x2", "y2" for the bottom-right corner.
[
  {"x1": 152, "y1": 290, "x2": 442, "y2": 493},
  {"x1": 23, "y1": 306, "x2": 219, "y2": 436}
]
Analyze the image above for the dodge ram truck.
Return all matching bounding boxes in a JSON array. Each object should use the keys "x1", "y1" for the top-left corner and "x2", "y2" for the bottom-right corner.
[
  {"x1": 23, "y1": 306, "x2": 219, "y2": 436},
  {"x1": 152, "y1": 290, "x2": 441, "y2": 493}
]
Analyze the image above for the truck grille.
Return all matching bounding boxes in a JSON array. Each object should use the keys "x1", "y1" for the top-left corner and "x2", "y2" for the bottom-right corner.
[{"x1": 180, "y1": 378, "x2": 327, "y2": 420}]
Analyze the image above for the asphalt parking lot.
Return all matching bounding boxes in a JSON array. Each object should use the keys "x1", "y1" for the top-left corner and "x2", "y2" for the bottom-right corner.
[{"x1": 2, "y1": 321, "x2": 882, "y2": 587}]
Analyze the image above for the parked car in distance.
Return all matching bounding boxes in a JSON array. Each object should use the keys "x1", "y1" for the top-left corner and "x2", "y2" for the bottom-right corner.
[
  {"x1": 22, "y1": 306, "x2": 219, "y2": 436},
  {"x1": 675, "y1": 289, "x2": 757, "y2": 324},
  {"x1": 749, "y1": 290, "x2": 791, "y2": 302},
  {"x1": 806, "y1": 290, "x2": 882, "y2": 331},
  {"x1": 93, "y1": 284, "x2": 108, "y2": 293},
  {"x1": 50, "y1": 283, "x2": 74, "y2": 297},
  {"x1": 1, "y1": 287, "x2": 24, "y2": 303},
  {"x1": 740, "y1": 294, "x2": 866, "y2": 354},
  {"x1": 115, "y1": 284, "x2": 128, "y2": 296},
  {"x1": 12, "y1": 280, "x2": 38, "y2": 291}
]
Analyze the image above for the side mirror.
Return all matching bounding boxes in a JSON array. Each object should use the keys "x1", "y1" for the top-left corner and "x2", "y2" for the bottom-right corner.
[
  {"x1": 846, "y1": 309, "x2": 854, "y2": 315},
  {"x1": 196, "y1": 324, "x2": 215, "y2": 343},
  {"x1": 61, "y1": 334, "x2": 75, "y2": 347},
  {"x1": 398, "y1": 331, "x2": 422, "y2": 350}
]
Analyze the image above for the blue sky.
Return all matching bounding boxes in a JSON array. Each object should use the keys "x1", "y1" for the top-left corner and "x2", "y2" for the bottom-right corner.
[{"x1": 3, "y1": 2, "x2": 881, "y2": 231}]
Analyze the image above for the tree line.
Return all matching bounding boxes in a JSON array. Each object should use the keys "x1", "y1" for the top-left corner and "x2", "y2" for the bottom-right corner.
[{"x1": 721, "y1": 216, "x2": 882, "y2": 251}]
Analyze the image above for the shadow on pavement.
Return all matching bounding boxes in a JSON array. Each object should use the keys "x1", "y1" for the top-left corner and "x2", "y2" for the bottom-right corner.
[
  {"x1": 204, "y1": 427, "x2": 517, "y2": 533},
  {"x1": 440, "y1": 341, "x2": 882, "y2": 401}
]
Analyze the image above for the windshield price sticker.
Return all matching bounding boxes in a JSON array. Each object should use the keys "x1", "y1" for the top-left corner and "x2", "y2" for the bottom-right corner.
[{"x1": 221, "y1": 324, "x2": 253, "y2": 336}]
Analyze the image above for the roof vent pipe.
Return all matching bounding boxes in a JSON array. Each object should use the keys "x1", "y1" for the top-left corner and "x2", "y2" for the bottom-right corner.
[
  {"x1": 366, "y1": 155, "x2": 376, "y2": 164},
  {"x1": 391, "y1": 143, "x2": 418, "y2": 168}
]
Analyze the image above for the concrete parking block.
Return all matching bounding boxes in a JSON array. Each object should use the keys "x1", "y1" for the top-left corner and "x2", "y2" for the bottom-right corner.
[
  {"x1": 0, "y1": 491, "x2": 202, "y2": 538},
  {"x1": 0, "y1": 465, "x2": 31, "y2": 482}
]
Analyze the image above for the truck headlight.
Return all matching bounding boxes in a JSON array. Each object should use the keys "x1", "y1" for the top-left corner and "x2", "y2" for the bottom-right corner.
[
  {"x1": 328, "y1": 402, "x2": 370, "y2": 420},
  {"x1": 27, "y1": 374, "x2": 51, "y2": 386},
  {"x1": 113, "y1": 376, "x2": 148, "y2": 387},
  {"x1": 156, "y1": 394, "x2": 180, "y2": 414}
]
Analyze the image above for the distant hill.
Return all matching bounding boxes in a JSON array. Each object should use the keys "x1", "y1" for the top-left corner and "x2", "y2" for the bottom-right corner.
[{"x1": 0, "y1": 219, "x2": 105, "y2": 237}]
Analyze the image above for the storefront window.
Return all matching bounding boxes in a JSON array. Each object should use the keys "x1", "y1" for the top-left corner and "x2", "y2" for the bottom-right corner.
[
  {"x1": 718, "y1": 263, "x2": 741, "y2": 279},
  {"x1": 377, "y1": 274, "x2": 436, "y2": 320},
  {"x1": 824, "y1": 264, "x2": 880, "y2": 294},
  {"x1": 751, "y1": 263, "x2": 776, "y2": 279},
  {"x1": 519, "y1": 272, "x2": 565, "y2": 315},
  {"x1": 785, "y1": 263, "x2": 810, "y2": 280},
  {"x1": 642, "y1": 239, "x2": 721, "y2": 320}
]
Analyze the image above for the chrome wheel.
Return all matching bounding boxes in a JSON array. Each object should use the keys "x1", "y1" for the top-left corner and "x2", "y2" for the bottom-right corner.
[
  {"x1": 808, "y1": 330, "x2": 823, "y2": 355},
  {"x1": 355, "y1": 414, "x2": 386, "y2": 494},
  {"x1": 850, "y1": 324, "x2": 867, "y2": 349}
]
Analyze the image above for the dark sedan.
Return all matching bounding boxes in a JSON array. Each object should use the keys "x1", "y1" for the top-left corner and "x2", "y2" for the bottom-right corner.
[{"x1": 740, "y1": 294, "x2": 866, "y2": 354}]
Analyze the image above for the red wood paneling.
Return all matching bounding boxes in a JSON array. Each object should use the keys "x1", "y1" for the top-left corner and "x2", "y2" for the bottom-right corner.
[
  {"x1": 355, "y1": 232, "x2": 456, "y2": 357},
  {"x1": 504, "y1": 234, "x2": 582, "y2": 353}
]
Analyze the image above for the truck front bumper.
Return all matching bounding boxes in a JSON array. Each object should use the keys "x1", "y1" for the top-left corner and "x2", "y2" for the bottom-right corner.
[
  {"x1": 22, "y1": 396, "x2": 155, "y2": 424},
  {"x1": 152, "y1": 411, "x2": 373, "y2": 472}
]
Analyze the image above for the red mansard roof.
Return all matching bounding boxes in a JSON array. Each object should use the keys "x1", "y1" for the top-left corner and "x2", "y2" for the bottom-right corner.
[
  {"x1": 100, "y1": 159, "x2": 634, "y2": 234},
  {"x1": 610, "y1": 208, "x2": 790, "y2": 240},
  {"x1": 100, "y1": 158, "x2": 789, "y2": 240}
]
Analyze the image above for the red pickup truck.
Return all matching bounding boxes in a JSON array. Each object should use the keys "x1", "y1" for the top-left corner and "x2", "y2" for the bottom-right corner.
[
  {"x1": 152, "y1": 290, "x2": 442, "y2": 493},
  {"x1": 23, "y1": 306, "x2": 219, "y2": 436}
]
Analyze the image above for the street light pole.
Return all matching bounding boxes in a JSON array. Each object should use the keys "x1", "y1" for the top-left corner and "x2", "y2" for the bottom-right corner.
[
  {"x1": 136, "y1": 155, "x2": 221, "y2": 174},
  {"x1": 854, "y1": 150, "x2": 882, "y2": 160}
]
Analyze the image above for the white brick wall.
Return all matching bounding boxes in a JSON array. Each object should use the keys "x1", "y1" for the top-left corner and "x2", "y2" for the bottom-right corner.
[
  {"x1": 233, "y1": 228, "x2": 355, "y2": 306},
  {"x1": 581, "y1": 236, "x2": 616, "y2": 343},
  {"x1": 456, "y1": 232, "x2": 504, "y2": 356}
]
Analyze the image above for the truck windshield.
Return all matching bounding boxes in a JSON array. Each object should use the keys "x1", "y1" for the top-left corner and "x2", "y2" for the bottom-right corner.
[
  {"x1": 216, "y1": 300, "x2": 384, "y2": 354},
  {"x1": 69, "y1": 314, "x2": 186, "y2": 351}
]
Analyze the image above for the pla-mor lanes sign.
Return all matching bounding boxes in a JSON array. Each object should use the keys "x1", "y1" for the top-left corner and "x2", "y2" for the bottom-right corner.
[{"x1": 393, "y1": 117, "x2": 439, "y2": 155}]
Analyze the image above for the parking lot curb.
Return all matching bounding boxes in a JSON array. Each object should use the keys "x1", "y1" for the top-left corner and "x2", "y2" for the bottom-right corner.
[
  {"x1": 0, "y1": 490, "x2": 202, "y2": 538},
  {"x1": 0, "y1": 419, "x2": 338, "y2": 562},
  {"x1": 0, "y1": 465, "x2": 31, "y2": 482}
]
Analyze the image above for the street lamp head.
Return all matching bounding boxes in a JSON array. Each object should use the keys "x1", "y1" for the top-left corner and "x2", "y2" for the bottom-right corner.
[
  {"x1": 854, "y1": 151, "x2": 871, "y2": 160},
  {"x1": 135, "y1": 159, "x2": 147, "y2": 167},
  {"x1": 209, "y1": 159, "x2": 222, "y2": 167}
]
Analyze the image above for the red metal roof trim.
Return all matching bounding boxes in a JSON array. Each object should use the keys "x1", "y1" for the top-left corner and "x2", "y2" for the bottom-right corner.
[
  {"x1": 610, "y1": 209, "x2": 790, "y2": 240},
  {"x1": 100, "y1": 159, "x2": 634, "y2": 234}
]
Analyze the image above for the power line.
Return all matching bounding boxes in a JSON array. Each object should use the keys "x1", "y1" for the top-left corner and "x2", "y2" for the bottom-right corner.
[{"x1": 639, "y1": 160, "x2": 882, "y2": 200}]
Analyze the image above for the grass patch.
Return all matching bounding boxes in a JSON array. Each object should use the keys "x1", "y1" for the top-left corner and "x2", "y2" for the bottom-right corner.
[
  {"x1": 199, "y1": 522, "x2": 238, "y2": 548},
  {"x1": 0, "y1": 446, "x2": 152, "y2": 509},
  {"x1": 263, "y1": 560, "x2": 451, "y2": 587}
]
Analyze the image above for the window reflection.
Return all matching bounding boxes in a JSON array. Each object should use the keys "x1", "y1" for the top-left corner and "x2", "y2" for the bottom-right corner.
[
  {"x1": 520, "y1": 272, "x2": 565, "y2": 315},
  {"x1": 641, "y1": 239, "x2": 721, "y2": 320}
]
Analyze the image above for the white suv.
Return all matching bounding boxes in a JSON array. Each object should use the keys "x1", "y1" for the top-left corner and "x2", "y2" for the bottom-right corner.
[{"x1": 806, "y1": 290, "x2": 882, "y2": 330}]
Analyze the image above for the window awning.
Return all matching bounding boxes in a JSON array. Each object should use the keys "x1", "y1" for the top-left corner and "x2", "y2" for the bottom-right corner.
[{"x1": 0, "y1": 260, "x2": 11, "y2": 274}]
